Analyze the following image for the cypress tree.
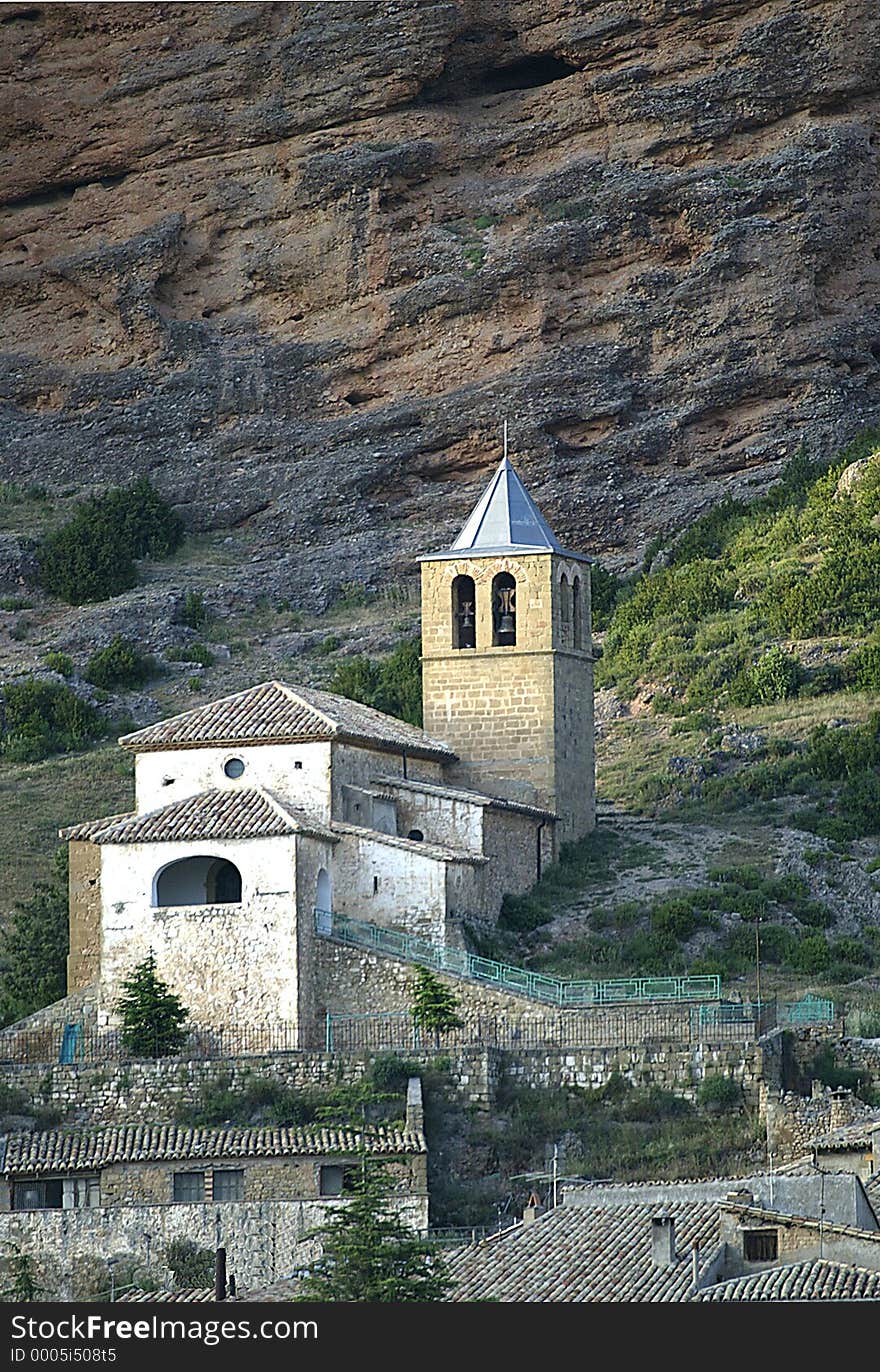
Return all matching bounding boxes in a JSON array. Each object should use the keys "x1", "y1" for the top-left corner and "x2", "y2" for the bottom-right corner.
[{"x1": 115, "y1": 952, "x2": 190, "y2": 1058}]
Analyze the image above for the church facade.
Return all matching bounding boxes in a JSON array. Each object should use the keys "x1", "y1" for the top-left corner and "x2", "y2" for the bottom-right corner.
[{"x1": 63, "y1": 455, "x2": 595, "y2": 1043}]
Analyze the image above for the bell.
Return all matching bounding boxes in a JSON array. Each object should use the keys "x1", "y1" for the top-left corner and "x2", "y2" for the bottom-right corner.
[{"x1": 498, "y1": 612, "x2": 515, "y2": 636}]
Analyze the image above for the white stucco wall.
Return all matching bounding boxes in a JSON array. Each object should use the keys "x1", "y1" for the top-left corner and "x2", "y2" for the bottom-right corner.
[
  {"x1": 134, "y1": 741, "x2": 333, "y2": 818},
  {"x1": 330, "y1": 832, "x2": 453, "y2": 941},
  {"x1": 98, "y1": 835, "x2": 304, "y2": 1027}
]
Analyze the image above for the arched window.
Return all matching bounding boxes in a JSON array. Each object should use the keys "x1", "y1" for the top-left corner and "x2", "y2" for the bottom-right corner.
[
  {"x1": 559, "y1": 573, "x2": 572, "y2": 647},
  {"x1": 451, "y1": 575, "x2": 476, "y2": 649},
  {"x1": 572, "y1": 576, "x2": 583, "y2": 649},
  {"x1": 315, "y1": 867, "x2": 332, "y2": 915},
  {"x1": 154, "y1": 856, "x2": 242, "y2": 908},
  {"x1": 407, "y1": 829, "x2": 424, "y2": 842},
  {"x1": 492, "y1": 572, "x2": 517, "y2": 646}
]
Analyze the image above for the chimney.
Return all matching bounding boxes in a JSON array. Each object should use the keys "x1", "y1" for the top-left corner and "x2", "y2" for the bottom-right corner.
[
  {"x1": 829, "y1": 1087, "x2": 854, "y2": 1131},
  {"x1": 651, "y1": 1214, "x2": 676, "y2": 1268},
  {"x1": 523, "y1": 1191, "x2": 545, "y2": 1226},
  {"x1": 406, "y1": 1077, "x2": 424, "y2": 1134}
]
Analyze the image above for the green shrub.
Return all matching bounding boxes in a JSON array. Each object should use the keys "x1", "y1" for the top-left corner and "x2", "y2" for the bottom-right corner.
[
  {"x1": 165, "y1": 642, "x2": 214, "y2": 667},
  {"x1": 84, "y1": 637, "x2": 158, "y2": 690},
  {"x1": 175, "y1": 591, "x2": 210, "y2": 630},
  {"x1": 729, "y1": 646, "x2": 801, "y2": 706},
  {"x1": 43, "y1": 651, "x2": 73, "y2": 677},
  {"x1": 164, "y1": 1239, "x2": 214, "y2": 1289},
  {"x1": 38, "y1": 479, "x2": 183, "y2": 605},
  {"x1": 696, "y1": 1075, "x2": 742, "y2": 1112},
  {"x1": 0, "y1": 680, "x2": 109, "y2": 762}
]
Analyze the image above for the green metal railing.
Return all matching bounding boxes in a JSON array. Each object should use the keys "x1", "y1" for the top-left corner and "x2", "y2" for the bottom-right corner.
[
  {"x1": 314, "y1": 910, "x2": 721, "y2": 1008},
  {"x1": 778, "y1": 994, "x2": 835, "y2": 1025}
]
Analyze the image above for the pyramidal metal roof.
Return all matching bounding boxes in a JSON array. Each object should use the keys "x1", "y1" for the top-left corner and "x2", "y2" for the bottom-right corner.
[
  {"x1": 451, "y1": 456, "x2": 561, "y2": 553},
  {"x1": 421, "y1": 455, "x2": 590, "y2": 562}
]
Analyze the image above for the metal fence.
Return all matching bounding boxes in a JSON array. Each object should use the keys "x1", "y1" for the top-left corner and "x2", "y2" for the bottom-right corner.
[
  {"x1": 315, "y1": 910, "x2": 722, "y2": 1007},
  {"x1": 323, "y1": 1003, "x2": 777, "y2": 1052},
  {"x1": 0, "y1": 1022, "x2": 304, "y2": 1067}
]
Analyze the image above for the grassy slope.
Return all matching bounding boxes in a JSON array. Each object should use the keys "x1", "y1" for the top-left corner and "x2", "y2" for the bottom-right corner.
[{"x1": 0, "y1": 746, "x2": 133, "y2": 913}]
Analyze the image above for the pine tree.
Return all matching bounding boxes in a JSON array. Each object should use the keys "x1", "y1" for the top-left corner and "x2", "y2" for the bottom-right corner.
[
  {"x1": 295, "y1": 1165, "x2": 451, "y2": 1302},
  {"x1": 410, "y1": 966, "x2": 464, "y2": 1048},
  {"x1": 115, "y1": 952, "x2": 190, "y2": 1058},
  {"x1": 0, "y1": 850, "x2": 69, "y2": 1028}
]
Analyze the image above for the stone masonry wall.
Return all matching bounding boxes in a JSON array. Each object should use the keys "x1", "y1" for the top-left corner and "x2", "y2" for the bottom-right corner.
[{"x1": 0, "y1": 1194, "x2": 428, "y2": 1299}]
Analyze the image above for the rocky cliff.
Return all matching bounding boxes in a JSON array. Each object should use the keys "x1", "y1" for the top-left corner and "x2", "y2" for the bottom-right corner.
[{"x1": 2, "y1": 0, "x2": 880, "y2": 606}]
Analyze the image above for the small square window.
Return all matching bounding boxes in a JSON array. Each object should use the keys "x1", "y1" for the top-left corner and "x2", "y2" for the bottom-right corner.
[
  {"x1": 319, "y1": 1165, "x2": 344, "y2": 1197},
  {"x1": 744, "y1": 1228, "x2": 778, "y2": 1261},
  {"x1": 213, "y1": 1169, "x2": 244, "y2": 1202},
  {"x1": 294, "y1": 760, "x2": 303, "y2": 770},
  {"x1": 173, "y1": 1171, "x2": 205, "y2": 1203}
]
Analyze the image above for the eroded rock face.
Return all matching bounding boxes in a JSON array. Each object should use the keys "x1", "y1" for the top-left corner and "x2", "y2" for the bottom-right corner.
[{"x1": 1, "y1": 0, "x2": 879, "y2": 603}]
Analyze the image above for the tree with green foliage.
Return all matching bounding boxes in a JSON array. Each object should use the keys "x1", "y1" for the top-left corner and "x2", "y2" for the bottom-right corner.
[
  {"x1": 164, "y1": 1239, "x2": 215, "y2": 1289},
  {"x1": 116, "y1": 952, "x2": 190, "y2": 1058},
  {"x1": 38, "y1": 478, "x2": 183, "y2": 605},
  {"x1": 0, "y1": 1246, "x2": 43, "y2": 1302},
  {"x1": 331, "y1": 637, "x2": 422, "y2": 726},
  {"x1": 0, "y1": 849, "x2": 69, "y2": 1028},
  {"x1": 410, "y1": 966, "x2": 464, "y2": 1048},
  {"x1": 295, "y1": 1165, "x2": 452, "y2": 1302}
]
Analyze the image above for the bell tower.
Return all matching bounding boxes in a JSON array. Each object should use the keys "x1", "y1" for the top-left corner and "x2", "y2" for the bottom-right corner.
[{"x1": 420, "y1": 446, "x2": 595, "y2": 845}]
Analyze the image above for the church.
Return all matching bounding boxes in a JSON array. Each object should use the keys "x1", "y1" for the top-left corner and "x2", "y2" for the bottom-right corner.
[{"x1": 62, "y1": 452, "x2": 595, "y2": 1045}]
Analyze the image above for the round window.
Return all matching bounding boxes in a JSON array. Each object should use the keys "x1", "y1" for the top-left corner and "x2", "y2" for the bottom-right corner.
[{"x1": 224, "y1": 758, "x2": 245, "y2": 779}]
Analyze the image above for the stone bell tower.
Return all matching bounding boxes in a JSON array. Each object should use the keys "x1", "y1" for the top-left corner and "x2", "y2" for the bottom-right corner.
[{"x1": 420, "y1": 446, "x2": 595, "y2": 846}]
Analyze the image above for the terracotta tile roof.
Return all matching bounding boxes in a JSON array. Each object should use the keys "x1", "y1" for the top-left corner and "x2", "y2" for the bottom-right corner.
[
  {"x1": 59, "y1": 788, "x2": 336, "y2": 845},
  {"x1": 446, "y1": 1201, "x2": 721, "y2": 1302},
  {"x1": 118, "y1": 1289, "x2": 216, "y2": 1303},
  {"x1": 696, "y1": 1259, "x2": 880, "y2": 1301},
  {"x1": 330, "y1": 821, "x2": 488, "y2": 865},
  {"x1": 118, "y1": 681, "x2": 456, "y2": 761},
  {"x1": 373, "y1": 775, "x2": 557, "y2": 821},
  {"x1": 810, "y1": 1115, "x2": 880, "y2": 1151},
  {"x1": 1, "y1": 1123, "x2": 427, "y2": 1175}
]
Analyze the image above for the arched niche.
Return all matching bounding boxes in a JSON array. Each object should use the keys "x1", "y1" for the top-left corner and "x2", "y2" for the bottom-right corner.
[
  {"x1": 559, "y1": 572, "x2": 572, "y2": 646},
  {"x1": 153, "y1": 856, "x2": 242, "y2": 908},
  {"x1": 572, "y1": 575, "x2": 583, "y2": 649}
]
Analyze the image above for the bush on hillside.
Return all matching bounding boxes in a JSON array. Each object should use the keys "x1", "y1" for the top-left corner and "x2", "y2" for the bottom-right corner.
[
  {"x1": 38, "y1": 479, "x2": 183, "y2": 605},
  {"x1": 84, "y1": 637, "x2": 158, "y2": 690},
  {"x1": 330, "y1": 637, "x2": 422, "y2": 726},
  {"x1": 729, "y1": 645, "x2": 802, "y2": 707},
  {"x1": 0, "y1": 680, "x2": 110, "y2": 762}
]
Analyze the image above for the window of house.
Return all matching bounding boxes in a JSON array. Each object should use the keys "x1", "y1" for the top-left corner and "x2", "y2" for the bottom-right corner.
[
  {"x1": 373, "y1": 875, "x2": 379, "y2": 894},
  {"x1": 407, "y1": 829, "x2": 424, "y2": 842},
  {"x1": 213, "y1": 1169, "x2": 244, "y2": 1202},
  {"x1": 12, "y1": 1179, "x2": 63, "y2": 1211},
  {"x1": 743, "y1": 1228, "x2": 778, "y2": 1261},
  {"x1": 294, "y1": 760, "x2": 303, "y2": 770},
  {"x1": 319, "y1": 1165, "x2": 358, "y2": 1197},
  {"x1": 173, "y1": 1171, "x2": 205, "y2": 1203},
  {"x1": 224, "y1": 758, "x2": 245, "y2": 779}
]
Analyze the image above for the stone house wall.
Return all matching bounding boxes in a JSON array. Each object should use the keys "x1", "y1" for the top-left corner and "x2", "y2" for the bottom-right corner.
[{"x1": 0, "y1": 1193, "x2": 429, "y2": 1299}]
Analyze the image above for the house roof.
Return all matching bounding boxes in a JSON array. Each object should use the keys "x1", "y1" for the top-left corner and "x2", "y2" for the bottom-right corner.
[
  {"x1": 719, "y1": 1202, "x2": 880, "y2": 1246},
  {"x1": 421, "y1": 456, "x2": 590, "y2": 563},
  {"x1": 0, "y1": 1123, "x2": 426, "y2": 1175},
  {"x1": 118, "y1": 681, "x2": 456, "y2": 762},
  {"x1": 810, "y1": 1116, "x2": 880, "y2": 1152},
  {"x1": 330, "y1": 821, "x2": 487, "y2": 865},
  {"x1": 118, "y1": 1289, "x2": 216, "y2": 1304},
  {"x1": 373, "y1": 774, "x2": 557, "y2": 821},
  {"x1": 59, "y1": 788, "x2": 336, "y2": 846},
  {"x1": 446, "y1": 1200, "x2": 721, "y2": 1302},
  {"x1": 695, "y1": 1259, "x2": 880, "y2": 1301}
]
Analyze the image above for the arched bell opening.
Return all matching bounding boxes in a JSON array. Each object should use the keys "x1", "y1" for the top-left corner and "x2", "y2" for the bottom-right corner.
[
  {"x1": 572, "y1": 575, "x2": 583, "y2": 650},
  {"x1": 492, "y1": 572, "x2": 517, "y2": 647},
  {"x1": 452, "y1": 575, "x2": 477, "y2": 649},
  {"x1": 559, "y1": 572, "x2": 572, "y2": 647}
]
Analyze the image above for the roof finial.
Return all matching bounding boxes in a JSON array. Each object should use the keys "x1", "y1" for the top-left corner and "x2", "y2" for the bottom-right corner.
[{"x1": 503, "y1": 418, "x2": 508, "y2": 463}]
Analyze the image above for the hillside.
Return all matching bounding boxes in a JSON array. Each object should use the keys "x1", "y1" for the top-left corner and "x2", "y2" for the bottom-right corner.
[{"x1": 2, "y1": 0, "x2": 880, "y2": 633}]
